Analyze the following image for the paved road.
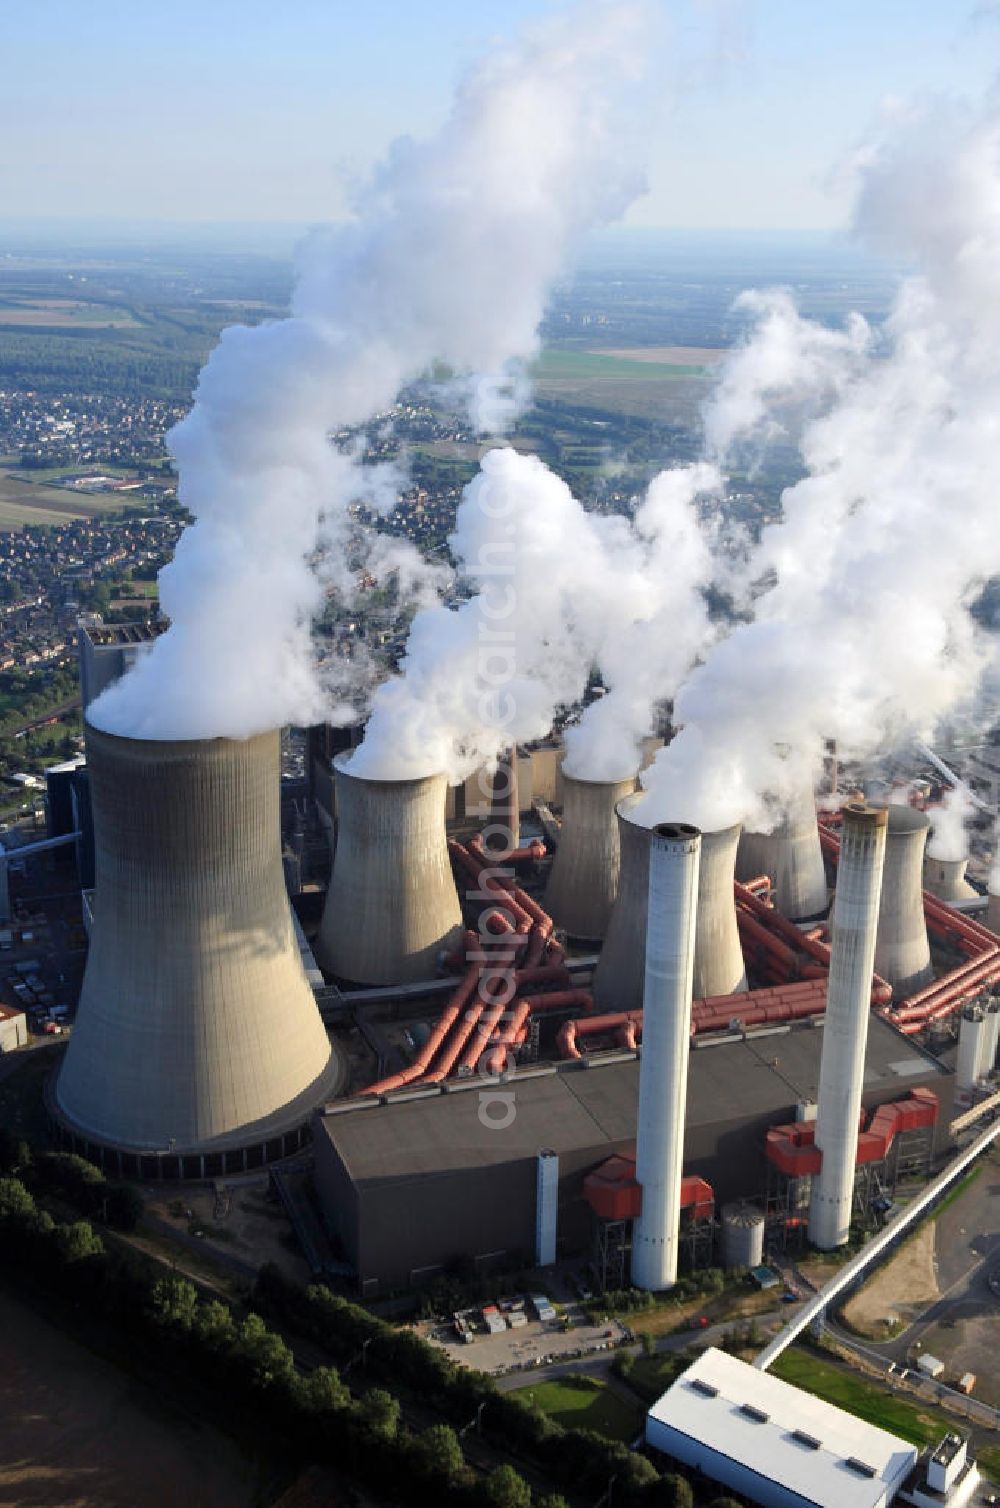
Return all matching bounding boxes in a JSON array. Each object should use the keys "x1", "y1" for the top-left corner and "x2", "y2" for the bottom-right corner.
[{"x1": 494, "y1": 1305, "x2": 796, "y2": 1394}]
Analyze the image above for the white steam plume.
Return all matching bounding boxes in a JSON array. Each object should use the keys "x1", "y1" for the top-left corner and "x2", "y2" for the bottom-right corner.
[
  {"x1": 350, "y1": 446, "x2": 703, "y2": 781},
  {"x1": 641, "y1": 86, "x2": 1000, "y2": 831},
  {"x1": 927, "y1": 782, "x2": 977, "y2": 862},
  {"x1": 561, "y1": 461, "x2": 722, "y2": 780},
  {"x1": 88, "y1": 1, "x2": 649, "y2": 742}
]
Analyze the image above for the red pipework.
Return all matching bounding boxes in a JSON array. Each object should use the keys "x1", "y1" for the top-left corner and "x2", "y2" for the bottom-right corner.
[
  {"x1": 456, "y1": 999, "x2": 507, "y2": 1075},
  {"x1": 358, "y1": 960, "x2": 482, "y2": 1095},
  {"x1": 558, "y1": 981, "x2": 830, "y2": 1058},
  {"x1": 736, "y1": 877, "x2": 893, "y2": 1005},
  {"x1": 470, "y1": 836, "x2": 546, "y2": 864},
  {"x1": 483, "y1": 998, "x2": 532, "y2": 1077}
]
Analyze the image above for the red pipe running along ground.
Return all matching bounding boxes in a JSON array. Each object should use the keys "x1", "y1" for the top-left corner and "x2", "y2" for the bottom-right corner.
[
  {"x1": 357, "y1": 959, "x2": 482, "y2": 1095},
  {"x1": 482, "y1": 998, "x2": 532, "y2": 1077},
  {"x1": 456, "y1": 999, "x2": 507, "y2": 1074},
  {"x1": 412, "y1": 915, "x2": 525, "y2": 1085}
]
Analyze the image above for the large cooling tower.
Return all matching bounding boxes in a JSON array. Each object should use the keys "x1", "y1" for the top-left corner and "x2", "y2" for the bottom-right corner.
[
  {"x1": 56, "y1": 726, "x2": 340, "y2": 1163},
  {"x1": 923, "y1": 855, "x2": 977, "y2": 903},
  {"x1": 873, "y1": 805, "x2": 934, "y2": 999},
  {"x1": 736, "y1": 790, "x2": 828, "y2": 920},
  {"x1": 809, "y1": 803, "x2": 887, "y2": 1250},
  {"x1": 543, "y1": 771, "x2": 637, "y2": 940},
  {"x1": 316, "y1": 753, "x2": 463, "y2": 984},
  {"x1": 595, "y1": 795, "x2": 746, "y2": 1010}
]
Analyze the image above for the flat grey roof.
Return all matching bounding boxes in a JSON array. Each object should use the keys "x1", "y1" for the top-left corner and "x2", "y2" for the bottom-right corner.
[{"x1": 319, "y1": 1016, "x2": 946, "y2": 1184}]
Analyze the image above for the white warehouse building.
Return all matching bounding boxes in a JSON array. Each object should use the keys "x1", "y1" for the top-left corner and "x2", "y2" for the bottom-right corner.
[{"x1": 646, "y1": 1348, "x2": 980, "y2": 1508}]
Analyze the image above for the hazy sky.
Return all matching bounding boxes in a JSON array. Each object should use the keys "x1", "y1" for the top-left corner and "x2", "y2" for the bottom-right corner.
[{"x1": 3, "y1": 0, "x2": 997, "y2": 231}]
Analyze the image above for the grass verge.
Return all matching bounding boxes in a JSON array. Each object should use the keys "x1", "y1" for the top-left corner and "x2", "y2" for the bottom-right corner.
[
  {"x1": 772, "y1": 1344, "x2": 960, "y2": 1448},
  {"x1": 510, "y1": 1375, "x2": 643, "y2": 1443}
]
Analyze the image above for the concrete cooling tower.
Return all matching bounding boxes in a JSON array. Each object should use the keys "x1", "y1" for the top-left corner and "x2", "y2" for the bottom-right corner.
[
  {"x1": 873, "y1": 805, "x2": 934, "y2": 999},
  {"x1": 316, "y1": 753, "x2": 463, "y2": 985},
  {"x1": 594, "y1": 794, "x2": 747, "y2": 1010},
  {"x1": 735, "y1": 790, "x2": 828, "y2": 921},
  {"x1": 543, "y1": 771, "x2": 637, "y2": 941},
  {"x1": 923, "y1": 855, "x2": 977, "y2": 903},
  {"x1": 56, "y1": 726, "x2": 340, "y2": 1171}
]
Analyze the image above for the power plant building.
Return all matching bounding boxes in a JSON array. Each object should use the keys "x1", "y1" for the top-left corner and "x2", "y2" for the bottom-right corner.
[{"x1": 313, "y1": 1016, "x2": 950, "y2": 1292}]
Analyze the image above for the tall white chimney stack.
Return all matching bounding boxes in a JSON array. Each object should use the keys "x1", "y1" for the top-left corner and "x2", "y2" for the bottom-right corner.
[
  {"x1": 631, "y1": 821, "x2": 701, "y2": 1291},
  {"x1": 808, "y1": 802, "x2": 888, "y2": 1250}
]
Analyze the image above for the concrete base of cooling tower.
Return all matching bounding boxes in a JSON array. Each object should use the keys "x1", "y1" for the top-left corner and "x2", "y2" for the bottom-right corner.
[{"x1": 49, "y1": 1041, "x2": 347, "y2": 1182}]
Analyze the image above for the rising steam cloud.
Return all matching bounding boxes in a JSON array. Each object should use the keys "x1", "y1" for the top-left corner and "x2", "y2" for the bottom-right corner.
[
  {"x1": 639, "y1": 87, "x2": 1000, "y2": 832},
  {"x1": 350, "y1": 450, "x2": 720, "y2": 782},
  {"x1": 927, "y1": 782, "x2": 977, "y2": 862},
  {"x1": 88, "y1": 2, "x2": 649, "y2": 742}
]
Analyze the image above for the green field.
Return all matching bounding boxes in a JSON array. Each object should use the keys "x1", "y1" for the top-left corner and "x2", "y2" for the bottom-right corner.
[
  {"x1": 772, "y1": 1345, "x2": 966, "y2": 1450},
  {"x1": 533, "y1": 349, "x2": 709, "y2": 381},
  {"x1": 531, "y1": 347, "x2": 713, "y2": 422},
  {"x1": 510, "y1": 1375, "x2": 643, "y2": 1442}
]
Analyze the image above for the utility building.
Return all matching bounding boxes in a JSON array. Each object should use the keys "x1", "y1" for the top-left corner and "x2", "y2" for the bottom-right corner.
[{"x1": 314, "y1": 1016, "x2": 949, "y2": 1292}]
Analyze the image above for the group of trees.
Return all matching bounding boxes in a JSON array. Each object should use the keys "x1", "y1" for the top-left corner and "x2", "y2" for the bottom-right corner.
[
  {"x1": 0, "y1": 1143, "x2": 741, "y2": 1507},
  {"x1": 0, "y1": 1177, "x2": 554, "y2": 1507},
  {"x1": 253, "y1": 1265, "x2": 730, "y2": 1507},
  {"x1": 0, "y1": 1137, "x2": 143, "y2": 1232}
]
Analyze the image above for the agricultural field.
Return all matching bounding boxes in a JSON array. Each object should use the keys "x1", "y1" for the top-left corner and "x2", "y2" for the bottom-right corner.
[
  {"x1": 0, "y1": 1286, "x2": 264, "y2": 1508},
  {"x1": 0, "y1": 469, "x2": 134, "y2": 526},
  {"x1": 0, "y1": 297, "x2": 141, "y2": 329},
  {"x1": 530, "y1": 346, "x2": 716, "y2": 422}
]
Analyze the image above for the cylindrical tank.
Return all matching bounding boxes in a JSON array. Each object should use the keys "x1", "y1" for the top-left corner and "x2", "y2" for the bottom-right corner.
[
  {"x1": 631, "y1": 822, "x2": 701, "y2": 1292},
  {"x1": 873, "y1": 806, "x2": 934, "y2": 1000},
  {"x1": 543, "y1": 771, "x2": 638, "y2": 941},
  {"x1": 316, "y1": 753, "x2": 463, "y2": 984},
  {"x1": 595, "y1": 795, "x2": 747, "y2": 1009},
  {"x1": 809, "y1": 802, "x2": 888, "y2": 1250},
  {"x1": 720, "y1": 1203, "x2": 765, "y2": 1271},
  {"x1": 957, "y1": 1005, "x2": 989, "y2": 1092},
  {"x1": 736, "y1": 790, "x2": 828, "y2": 920},
  {"x1": 923, "y1": 855, "x2": 977, "y2": 903},
  {"x1": 56, "y1": 725, "x2": 339, "y2": 1157}
]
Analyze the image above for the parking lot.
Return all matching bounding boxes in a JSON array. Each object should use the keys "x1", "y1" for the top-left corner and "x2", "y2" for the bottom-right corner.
[{"x1": 423, "y1": 1301, "x2": 629, "y2": 1376}]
